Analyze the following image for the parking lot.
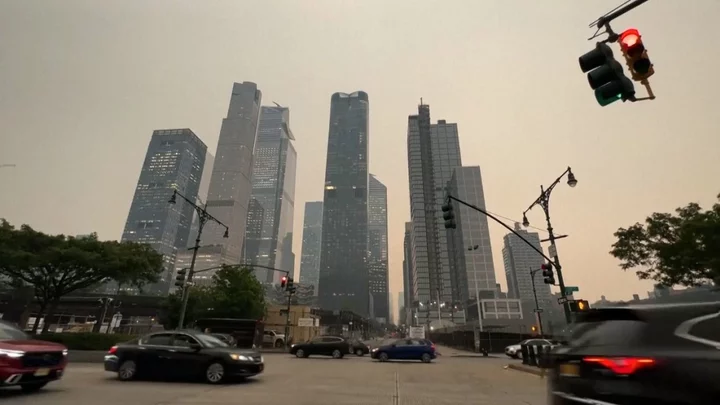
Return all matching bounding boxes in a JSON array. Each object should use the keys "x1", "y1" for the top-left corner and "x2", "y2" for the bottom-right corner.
[{"x1": 0, "y1": 349, "x2": 547, "y2": 405}]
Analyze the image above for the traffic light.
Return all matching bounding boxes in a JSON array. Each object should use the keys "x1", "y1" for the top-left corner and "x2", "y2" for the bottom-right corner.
[
  {"x1": 619, "y1": 28, "x2": 654, "y2": 82},
  {"x1": 280, "y1": 276, "x2": 288, "y2": 289},
  {"x1": 579, "y1": 42, "x2": 635, "y2": 106},
  {"x1": 541, "y1": 263, "x2": 555, "y2": 285},
  {"x1": 531, "y1": 325, "x2": 537, "y2": 333},
  {"x1": 175, "y1": 268, "x2": 187, "y2": 288},
  {"x1": 441, "y1": 202, "x2": 456, "y2": 229},
  {"x1": 569, "y1": 300, "x2": 590, "y2": 312},
  {"x1": 286, "y1": 277, "x2": 295, "y2": 291}
]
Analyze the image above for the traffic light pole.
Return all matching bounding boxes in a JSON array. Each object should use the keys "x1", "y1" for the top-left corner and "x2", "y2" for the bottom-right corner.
[
  {"x1": 240, "y1": 263, "x2": 293, "y2": 348},
  {"x1": 529, "y1": 267, "x2": 544, "y2": 338}
]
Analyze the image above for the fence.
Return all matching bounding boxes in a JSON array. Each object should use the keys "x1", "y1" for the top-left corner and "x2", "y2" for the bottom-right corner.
[{"x1": 429, "y1": 329, "x2": 544, "y2": 353}]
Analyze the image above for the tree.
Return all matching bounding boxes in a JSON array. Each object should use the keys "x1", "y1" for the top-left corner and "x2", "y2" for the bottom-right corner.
[
  {"x1": 161, "y1": 286, "x2": 214, "y2": 329},
  {"x1": 610, "y1": 194, "x2": 720, "y2": 287},
  {"x1": 0, "y1": 220, "x2": 165, "y2": 332}
]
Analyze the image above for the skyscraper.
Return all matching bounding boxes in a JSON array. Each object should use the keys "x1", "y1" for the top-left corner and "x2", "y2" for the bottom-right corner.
[
  {"x1": 446, "y1": 166, "x2": 497, "y2": 304},
  {"x1": 406, "y1": 102, "x2": 462, "y2": 326},
  {"x1": 243, "y1": 105, "x2": 297, "y2": 283},
  {"x1": 502, "y1": 223, "x2": 554, "y2": 326},
  {"x1": 121, "y1": 128, "x2": 208, "y2": 295},
  {"x1": 299, "y1": 201, "x2": 323, "y2": 294},
  {"x1": 318, "y1": 91, "x2": 370, "y2": 316},
  {"x1": 368, "y1": 174, "x2": 389, "y2": 322},
  {"x1": 402, "y1": 222, "x2": 413, "y2": 321},
  {"x1": 200, "y1": 82, "x2": 262, "y2": 273}
]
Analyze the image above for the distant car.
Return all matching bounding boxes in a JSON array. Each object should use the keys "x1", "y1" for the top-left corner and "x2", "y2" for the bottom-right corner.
[
  {"x1": 504, "y1": 338, "x2": 553, "y2": 359},
  {"x1": 349, "y1": 339, "x2": 371, "y2": 356},
  {"x1": 290, "y1": 336, "x2": 350, "y2": 359},
  {"x1": 0, "y1": 320, "x2": 68, "y2": 392},
  {"x1": 371, "y1": 338, "x2": 436, "y2": 363},
  {"x1": 104, "y1": 330, "x2": 263, "y2": 384},
  {"x1": 548, "y1": 302, "x2": 720, "y2": 405},
  {"x1": 263, "y1": 330, "x2": 285, "y2": 348}
]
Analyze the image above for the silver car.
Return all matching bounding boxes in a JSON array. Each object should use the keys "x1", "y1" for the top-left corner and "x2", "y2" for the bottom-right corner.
[{"x1": 504, "y1": 338, "x2": 553, "y2": 359}]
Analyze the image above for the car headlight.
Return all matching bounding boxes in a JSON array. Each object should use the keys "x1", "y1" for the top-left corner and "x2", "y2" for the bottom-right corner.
[
  {"x1": 62, "y1": 349, "x2": 69, "y2": 356},
  {"x1": 0, "y1": 349, "x2": 24, "y2": 358},
  {"x1": 371, "y1": 348, "x2": 378, "y2": 352},
  {"x1": 229, "y1": 353, "x2": 251, "y2": 361}
]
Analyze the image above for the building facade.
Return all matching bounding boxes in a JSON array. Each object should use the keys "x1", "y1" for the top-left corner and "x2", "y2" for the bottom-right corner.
[
  {"x1": 406, "y1": 103, "x2": 462, "y2": 327},
  {"x1": 318, "y1": 91, "x2": 370, "y2": 316},
  {"x1": 243, "y1": 105, "x2": 297, "y2": 283},
  {"x1": 368, "y1": 174, "x2": 389, "y2": 322},
  {"x1": 299, "y1": 201, "x2": 323, "y2": 295},
  {"x1": 201, "y1": 82, "x2": 262, "y2": 273},
  {"x1": 121, "y1": 128, "x2": 208, "y2": 295},
  {"x1": 402, "y1": 222, "x2": 413, "y2": 318}
]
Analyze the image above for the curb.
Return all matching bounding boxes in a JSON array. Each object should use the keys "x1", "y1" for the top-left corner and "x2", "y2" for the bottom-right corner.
[{"x1": 506, "y1": 363, "x2": 547, "y2": 377}]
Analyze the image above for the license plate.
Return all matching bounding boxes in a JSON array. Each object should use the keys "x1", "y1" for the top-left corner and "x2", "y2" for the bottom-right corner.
[
  {"x1": 34, "y1": 368, "x2": 50, "y2": 377},
  {"x1": 559, "y1": 363, "x2": 580, "y2": 377}
]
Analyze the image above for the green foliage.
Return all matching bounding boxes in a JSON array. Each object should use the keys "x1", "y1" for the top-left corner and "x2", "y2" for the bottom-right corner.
[
  {"x1": 610, "y1": 194, "x2": 720, "y2": 287},
  {"x1": 37, "y1": 333, "x2": 137, "y2": 351},
  {"x1": 162, "y1": 265, "x2": 266, "y2": 328},
  {"x1": 0, "y1": 219, "x2": 165, "y2": 332}
]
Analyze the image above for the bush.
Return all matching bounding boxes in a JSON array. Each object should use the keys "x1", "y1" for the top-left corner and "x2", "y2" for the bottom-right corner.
[{"x1": 36, "y1": 333, "x2": 138, "y2": 351}]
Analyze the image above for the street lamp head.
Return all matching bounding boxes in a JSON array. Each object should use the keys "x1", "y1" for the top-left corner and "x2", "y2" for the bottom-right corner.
[
  {"x1": 168, "y1": 191, "x2": 177, "y2": 204},
  {"x1": 223, "y1": 228, "x2": 229, "y2": 238},
  {"x1": 567, "y1": 168, "x2": 578, "y2": 188},
  {"x1": 522, "y1": 214, "x2": 530, "y2": 227}
]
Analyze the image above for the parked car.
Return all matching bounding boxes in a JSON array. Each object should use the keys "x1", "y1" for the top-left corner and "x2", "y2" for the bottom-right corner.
[
  {"x1": 263, "y1": 330, "x2": 285, "y2": 348},
  {"x1": 548, "y1": 302, "x2": 720, "y2": 405},
  {"x1": 349, "y1": 339, "x2": 371, "y2": 356},
  {"x1": 290, "y1": 336, "x2": 350, "y2": 359},
  {"x1": 104, "y1": 330, "x2": 263, "y2": 384},
  {"x1": 504, "y1": 338, "x2": 553, "y2": 359},
  {"x1": 0, "y1": 320, "x2": 68, "y2": 392},
  {"x1": 371, "y1": 338, "x2": 436, "y2": 363}
]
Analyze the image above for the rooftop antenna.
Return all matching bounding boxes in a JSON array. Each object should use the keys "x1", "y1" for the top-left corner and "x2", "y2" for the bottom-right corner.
[{"x1": 273, "y1": 101, "x2": 282, "y2": 107}]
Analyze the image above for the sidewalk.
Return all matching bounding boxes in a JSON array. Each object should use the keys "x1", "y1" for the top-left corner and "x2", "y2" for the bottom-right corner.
[{"x1": 505, "y1": 363, "x2": 547, "y2": 377}]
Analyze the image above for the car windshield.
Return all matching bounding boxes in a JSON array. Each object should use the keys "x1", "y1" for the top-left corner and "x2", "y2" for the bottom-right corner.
[
  {"x1": 0, "y1": 321, "x2": 28, "y2": 340},
  {"x1": 195, "y1": 332, "x2": 230, "y2": 348}
]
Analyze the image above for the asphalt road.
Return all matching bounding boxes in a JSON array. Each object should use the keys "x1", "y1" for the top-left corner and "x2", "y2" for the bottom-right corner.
[{"x1": 0, "y1": 348, "x2": 547, "y2": 405}]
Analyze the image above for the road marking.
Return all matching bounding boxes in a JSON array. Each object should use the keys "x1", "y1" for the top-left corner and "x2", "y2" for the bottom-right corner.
[{"x1": 392, "y1": 370, "x2": 399, "y2": 405}]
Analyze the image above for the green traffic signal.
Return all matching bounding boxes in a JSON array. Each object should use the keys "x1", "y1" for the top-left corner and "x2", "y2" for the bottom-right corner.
[{"x1": 595, "y1": 92, "x2": 623, "y2": 106}]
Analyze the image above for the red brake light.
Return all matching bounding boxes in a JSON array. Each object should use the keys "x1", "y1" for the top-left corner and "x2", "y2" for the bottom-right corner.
[
  {"x1": 108, "y1": 346, "x2": 118, "y2": 355},
  {"x1": 583, "y1": 357, "x2": 655, "y2": 375}
]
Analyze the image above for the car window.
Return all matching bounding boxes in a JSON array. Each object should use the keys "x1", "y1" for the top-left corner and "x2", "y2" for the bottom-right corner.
[
  {"x1": 195, "y1": 333, "x2": 229, "y2": 348},
  {"x1": 410, "y1": 339, "x2": 425, "y2": 346},
  {"x1": 173, "y1": 334, "x2": 200, "y2": 347},
  {"x1": 311, "y1": 336, "x2": 324, "y2": 343},
  {"x1": 264, "y1": 331, "x2": 273, "y2": 336},
  {"x1": 570, "y1": 320, "x2": 646, "y2": 347},
  {"x1": 322, "y1": 337, "x2": 342, "y2": 343},
  {"x1": 0, "y1": 321, "x2": 27, "y2": 340},
  {"x1": 395, "y1": 339, "x2": 411, "y2": 346},
  {"x1": 142, "y1": 333, "x2": 173, "y2": 346}
]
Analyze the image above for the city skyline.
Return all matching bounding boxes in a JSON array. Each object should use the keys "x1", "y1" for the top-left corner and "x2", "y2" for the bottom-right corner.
[{"x1": 368, "y1": 173, "x2": 390, "y2": 322}]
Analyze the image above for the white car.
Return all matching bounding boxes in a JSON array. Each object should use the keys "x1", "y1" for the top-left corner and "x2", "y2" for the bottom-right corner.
[
  {"x1": 263, "y1": 330, "x2": 286, "y2": 348},
  {"x1": 504, "y1": 338, "x2": 554, "y2": 359}
]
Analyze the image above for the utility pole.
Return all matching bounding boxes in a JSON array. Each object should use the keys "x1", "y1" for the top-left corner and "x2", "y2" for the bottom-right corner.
[{"x1": 529, "y1": 267, "x2": 545, "y2": 338}]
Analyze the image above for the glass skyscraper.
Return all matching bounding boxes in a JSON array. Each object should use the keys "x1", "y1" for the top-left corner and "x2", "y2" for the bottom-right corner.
[
  {"x1": 368, "y1": 174, "x2": 389, "y2": 322},
  {"x1": 318, "y1": 91, "x2": 370, "y2": 316},
  {"x1": 243, "y1": 105, "x2": 297, "y2": 284},
  {"x1": 299, "y1": 201, "x2": 323, "y2": 294},
  {"x1": 121, "y1": 128, "x2": 207, "y2": 295}
]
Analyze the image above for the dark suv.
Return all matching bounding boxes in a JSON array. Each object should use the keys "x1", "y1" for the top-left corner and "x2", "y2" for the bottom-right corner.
[
  {"x1": 0, "y1": 320, "x2": 68, "y2": 392},
  {"x1": 548, "y1": 302, "x2": 720, "y2": 405}
]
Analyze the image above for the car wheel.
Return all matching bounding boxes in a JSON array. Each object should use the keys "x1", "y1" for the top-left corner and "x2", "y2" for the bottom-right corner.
[
  {"x1": 355, "y1": 349, "x2": 364, "y2": 357},
  {"x1": 421, "y1": 353, "x2": 432, "y2": 363},
  {"x1": 117, "y1": 359, "x2": 137, "y2": 381},
  {"x1": 332, "y1": 349, "x2": 343, "y2": 359},
  {"x1": 20, "y1": 382, "x2": 48, "y2": 392},
  {"x1": 295, "y1": 349, "x2": 306, "y2": 358},
  {"x1": 275, "y1": 340, "x2": 283, "y2": 348},
  {"x1": 205, "y1": 362, "x2": 225, "y2": 384},
  {"x1": 378, "y1": 352, "x2": 389, "y2": 362}
]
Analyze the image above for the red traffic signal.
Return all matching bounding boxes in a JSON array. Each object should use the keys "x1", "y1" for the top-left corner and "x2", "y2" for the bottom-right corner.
[
  {"x1": 541, "y1": 263, "x2": 555, "y2": 285},
  {"x1": 619, "y1": 28, "x2": 654, "y2": 81},
  {"x1": 280, "y1": 276, "x2": 288, "y2": 289}
]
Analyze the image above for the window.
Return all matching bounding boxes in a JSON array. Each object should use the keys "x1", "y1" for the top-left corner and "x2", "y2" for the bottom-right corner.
[
  {"x1": 0, "y1": 321, "x2": 27, "y2": 340},
  {"x1": 173, "y1": 334, "x2": 200, "y2": 347},
  {"x1": 195, "y1": 333, "x2": 229, "y2": 348},
  {"x1": 142, "y1": 333, "x2": 173, "y2": 346}
]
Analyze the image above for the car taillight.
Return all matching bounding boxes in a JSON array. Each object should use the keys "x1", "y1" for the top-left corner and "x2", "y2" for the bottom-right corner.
[
  {"x1": 108, "y1": 346, "x2": 118, "y2": 355},
  {"x1": 431, "y1": 344, "x2": 436, "y2": 351},
  {"x1": 582, "y1": 357, "x2": 655, "y2": 375}
]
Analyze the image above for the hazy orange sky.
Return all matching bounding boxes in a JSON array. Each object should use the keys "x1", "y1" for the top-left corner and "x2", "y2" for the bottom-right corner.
[{"x1": 1, "y1": 0, "x2": 718, "y2": 322}]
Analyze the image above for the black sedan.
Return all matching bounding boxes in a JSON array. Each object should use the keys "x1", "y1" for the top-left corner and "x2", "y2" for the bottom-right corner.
[
  {"x1": 104, "y1": 330, "x2": 264, "y2": 384},
  {"x1": 290, "y1": 336, "x2": 350, "y2": 359},
  {"x1": 549, "y1": 301, "x2": 720, "y2": 405},
  {"x1": 349, "y1": 339, "x2": 371, "y2": 356}
]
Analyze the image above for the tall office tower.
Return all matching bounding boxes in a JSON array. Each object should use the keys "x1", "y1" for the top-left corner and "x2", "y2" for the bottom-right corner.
[
  {"x1": 446, "y1": 166, "x2": 497, "y2": 305},
  {"x1": 406, "y1": 102, "x2": 462, "y2": 326},
  {"x1": 502, "y1": 223, "x2": 554, "y2": 325},
  {"x1": 243, "y1": 105, "x2": 297, "y2": 283},
  {"x1": 121, "y1": 129, "x2": 208, "y2": 295},
  {"x1": 402, "y1": 222, "x2": 413, "y2": 314},
  {"x1": 368, "y1": 174, "x2": 389, "y2": 322},
  {"x1": 299, "y1": 201, "x2": 323, "y2": 295},
  {"x1": 318, "y1": 91, "x2": 370, "y2": 316},
  {"x1": 200, "y1": 82, "x2": 262, "y2": 274}
]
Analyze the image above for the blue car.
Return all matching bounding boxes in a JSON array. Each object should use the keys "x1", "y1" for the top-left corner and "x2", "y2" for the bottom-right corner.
[{"x1": 370, "y1": 339, "x2": 437, "y2": 363}]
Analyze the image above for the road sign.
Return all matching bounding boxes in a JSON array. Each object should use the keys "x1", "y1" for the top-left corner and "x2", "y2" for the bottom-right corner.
[
  {"x1": 297, "y1": 318, "x2": 314, "y2": 327},
  {"x1": 564, "y1": 286, "x2": 580, "y2": 294},
  {"x1": 548, "y1": 245, "x2": 557, "y2": 258},
  {"x1": 557, "y1": 297, "x2": 568, "y2": 305}
]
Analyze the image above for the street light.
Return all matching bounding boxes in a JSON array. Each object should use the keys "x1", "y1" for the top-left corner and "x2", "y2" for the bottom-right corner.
[
  {"x1": 169, "y1": 190, "x2": 229, "y2": 329},
  {"x1": 522, "y1": 167, "x2": 577, "y2": 324}
]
